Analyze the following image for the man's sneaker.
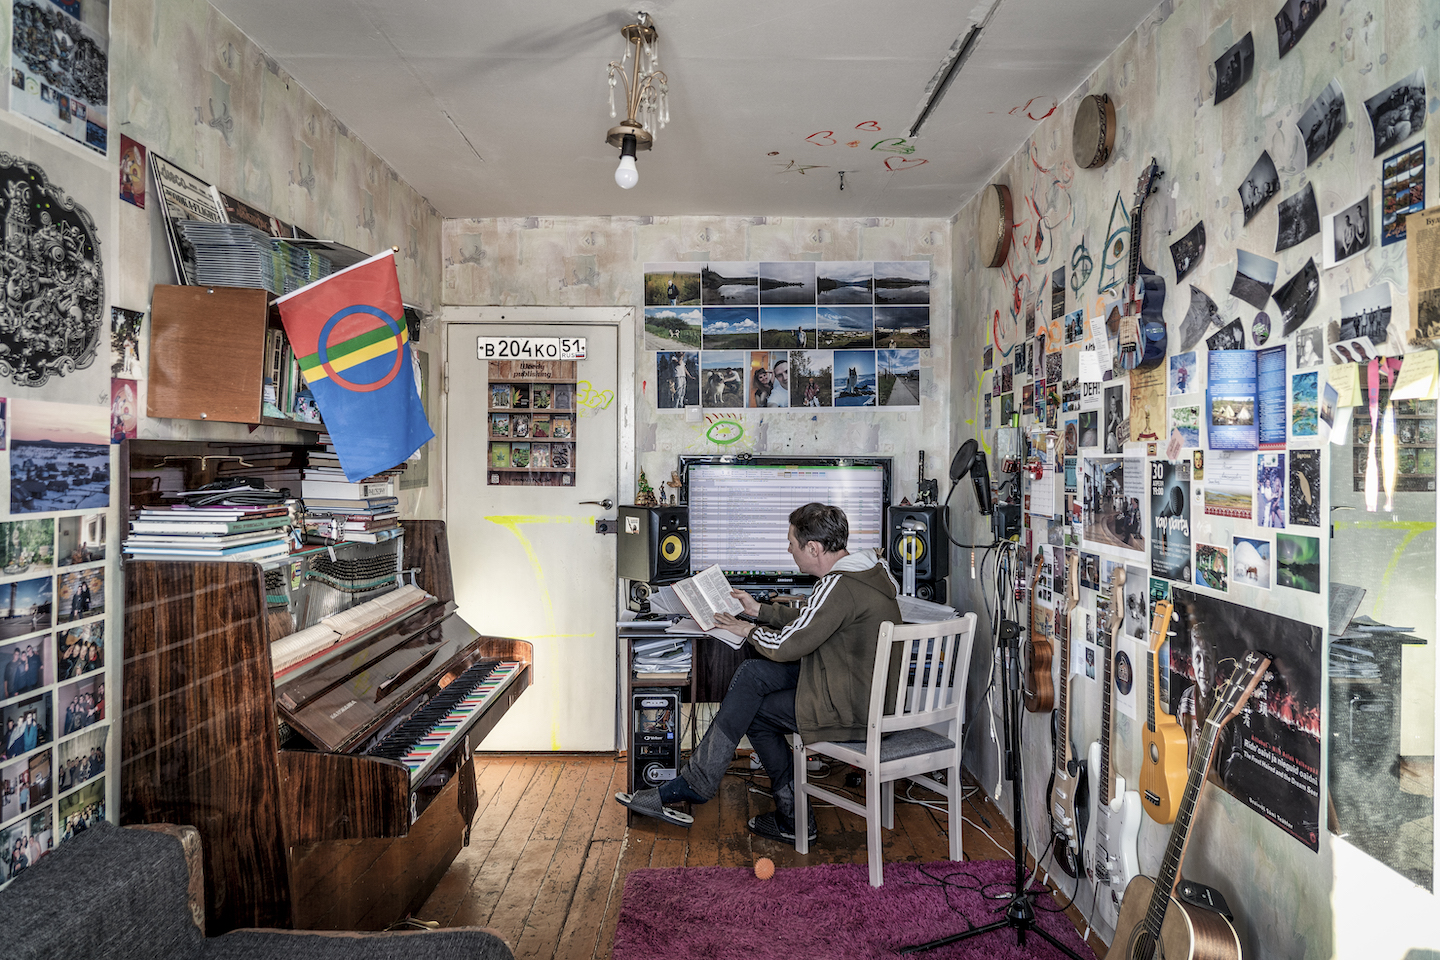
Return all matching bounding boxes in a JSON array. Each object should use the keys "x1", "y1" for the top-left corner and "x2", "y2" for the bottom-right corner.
[{"x1": 747, "y1": 809, "x2": 818, "y2": 843}]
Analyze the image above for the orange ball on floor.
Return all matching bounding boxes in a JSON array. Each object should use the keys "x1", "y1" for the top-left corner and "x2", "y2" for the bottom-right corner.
[{"x1": 754, "y1": 857, "x2": 775, "y2": 880}]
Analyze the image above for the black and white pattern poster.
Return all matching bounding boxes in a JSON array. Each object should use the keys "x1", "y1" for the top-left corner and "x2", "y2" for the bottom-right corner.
[
  {"x1": 1168, "y1": 590, "x2": 1322, "y2": 850},
  {"x1": 1150, "y1": 459, "x2": 1192, "y2": 581},
  {"x1": 9, "y1": 0, "x2": 109, "y2": 154}
]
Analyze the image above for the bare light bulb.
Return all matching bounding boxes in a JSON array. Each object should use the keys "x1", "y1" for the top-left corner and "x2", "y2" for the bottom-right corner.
[{"x1": 615, "y1": 132, "x2": 639, "y2": 189}]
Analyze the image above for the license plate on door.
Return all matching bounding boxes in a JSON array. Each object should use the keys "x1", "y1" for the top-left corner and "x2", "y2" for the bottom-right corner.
[{"x1": 476, "y1": 337, "x2": 587, "y2": 360}]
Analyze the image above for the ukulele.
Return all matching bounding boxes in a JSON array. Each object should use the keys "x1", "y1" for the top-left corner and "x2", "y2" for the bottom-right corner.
[
  {"x1": 1047, "y1": 549, "x2": 1087, "y2": 876},
  {"x1": 1084, "y1": 567, "x2": 1142, "y2": 931},
  {"x1": 1105, "y1": 649, "x2": 1272, "y2": 960},
  {"x1": 1115, "y1": 159, "x2": 1168, "y2": 372},
  {"x1": 1138, "y1": 598, "x2": 1188, "y2": 824},
  {"x1": 1024, "y1": 546, "x2": 1056, "y2": 713}
]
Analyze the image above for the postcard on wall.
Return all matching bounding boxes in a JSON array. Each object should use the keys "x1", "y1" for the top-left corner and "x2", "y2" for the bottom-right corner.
[
  {"x1": 1204, "y1": 450, "x2": 1254, "y2": 520},
  {"x1": 1206, "y1": 347, "x2": 1287, "y2": 450},
  {"x1": 119, "y1": 135, "x2": 146, "y2": 208},
  {"x1": 1233, "y1": 537, "x2": 1271, "y2": 590},
  {"x1": 1382, "y1": 144, "x2": 1425, "y2": 247},
  {"x1": 10, "y1": 400, "x2": 110, "y2": 514},
  {"x1": 1289, "y1": 449, "x2": 1321, "y2": 525},
  {"x1": 9, "y1": 0, "x2": 109, "y2": 153},
  {"x1": 1257, "y1": 453, "x2": 1286, "y2": 528}
]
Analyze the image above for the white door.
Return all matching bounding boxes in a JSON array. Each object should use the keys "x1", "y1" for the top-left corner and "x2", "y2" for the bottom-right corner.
[{"x1": 443, "y1": 307, "x2": 634, "y2": 751}]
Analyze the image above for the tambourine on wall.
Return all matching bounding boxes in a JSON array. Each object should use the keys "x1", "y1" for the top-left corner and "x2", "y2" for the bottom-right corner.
[
  {"x1": 978, "y1": 183, "x2": 1013, "y2": 268},
  {"x1": 1072, "y1": 93, "x2": 1116, "y2": 169}
]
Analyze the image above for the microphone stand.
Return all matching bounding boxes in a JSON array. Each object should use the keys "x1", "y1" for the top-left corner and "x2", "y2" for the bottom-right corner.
[{"x1": 899, "y1": 617, "x2": 1087, "y2": 959}]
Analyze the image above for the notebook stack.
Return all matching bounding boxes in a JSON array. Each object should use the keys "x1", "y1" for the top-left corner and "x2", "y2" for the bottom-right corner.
[
  {"x1": 300, "y1": 449, "x2": 403, "y2": 544},
  {"x1": 123, "y1": 504, "x2": 293, "y2": 562}
]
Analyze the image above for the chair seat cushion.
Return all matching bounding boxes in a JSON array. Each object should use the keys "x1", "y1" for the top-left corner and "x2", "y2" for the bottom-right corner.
[{"x1": 829, "y1": 727, "x2": 954, "y2": 763}]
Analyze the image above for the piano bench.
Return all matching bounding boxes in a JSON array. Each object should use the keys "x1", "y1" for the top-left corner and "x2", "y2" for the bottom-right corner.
[{"x1": 2, "y1": 820, "x2": 515, "y2": 960}]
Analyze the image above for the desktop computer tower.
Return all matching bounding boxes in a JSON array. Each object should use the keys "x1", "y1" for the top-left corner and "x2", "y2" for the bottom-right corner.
[{"x1": 629, "y1": 689, "x2": 682, "y2": 792}]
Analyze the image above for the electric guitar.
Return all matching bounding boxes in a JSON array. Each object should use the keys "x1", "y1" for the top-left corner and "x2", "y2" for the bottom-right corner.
[
  {"x1": 1084, "y1": 567, "x2": 1142, "y2": 931},
  {"x1": 1047, "y1": 549, "x2": 1087, "y2": 877},
  {"x1": 1138, "y1": 598, "x2": 1188, "y2": 824},
  {"x1": 1116, "y1": 159, "x2": 1168, "y2": 372},
  {"x1": 1024, "y1": 546, "x2": 1056, "y2": 713},
  {"x1": 1105, "y1": 649, "x2": 1272, "y2": 960}
]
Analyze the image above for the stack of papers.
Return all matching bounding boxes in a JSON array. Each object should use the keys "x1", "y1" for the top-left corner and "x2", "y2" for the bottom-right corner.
[{"x1": 633, "y1": 637, "x2": 692, "y2": 679}]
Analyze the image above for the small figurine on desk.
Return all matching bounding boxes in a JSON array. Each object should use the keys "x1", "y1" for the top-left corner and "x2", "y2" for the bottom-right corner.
[
  {"x1": 635, "y1": 471, "x2": 659, "y2": 507},
  {"x1": 666, "y1": 471, "x2": 683, "y2": 505}
]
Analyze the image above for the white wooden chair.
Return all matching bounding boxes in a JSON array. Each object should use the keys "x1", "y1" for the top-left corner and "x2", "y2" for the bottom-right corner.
[{"x1": 791, "y1": 613, "x2": 977, "y2": 886}]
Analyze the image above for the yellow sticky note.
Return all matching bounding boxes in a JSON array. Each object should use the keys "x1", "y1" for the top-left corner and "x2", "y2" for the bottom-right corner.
[
  {"x1": 1327, "y1": 363, "x2": 1360, "y2": 407},
  {"x1": 1390, "y1": 349, "x2": 1439, "y2": 401}
]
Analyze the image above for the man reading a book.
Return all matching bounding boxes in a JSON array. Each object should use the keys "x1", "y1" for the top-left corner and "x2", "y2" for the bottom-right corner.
[{"x1": 615, "y1": 502, "x2": 902, "y2": 842}]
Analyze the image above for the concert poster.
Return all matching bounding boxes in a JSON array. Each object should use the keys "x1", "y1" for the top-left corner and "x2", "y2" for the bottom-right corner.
[
  {"x1": 1149, "y1": 459, "x2": 1192, "y2": 581},
  {"x1": 1168, "y1": 590, "x2": 1322, "y2": 850}
]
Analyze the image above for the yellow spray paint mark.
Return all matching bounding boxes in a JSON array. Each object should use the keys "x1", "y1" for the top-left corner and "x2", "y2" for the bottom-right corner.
[
  {"x1": 576, "y1": 380, "x2": 615, "y2": 410},
  {"x1": 484, "y1": 513, "x2": 579, "y2": 749},
  {"x1": 1341, "y1": 519, "x2": 1435, "y2": 618}
]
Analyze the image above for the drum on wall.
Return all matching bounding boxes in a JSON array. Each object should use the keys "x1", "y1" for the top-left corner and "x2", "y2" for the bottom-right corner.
[
  {"x1": 978, "y1": 184, "x2": 1013, "y2": 268},
  {"x1": 1072, "y1": 93, "x2": 1116, "y2": 169}
]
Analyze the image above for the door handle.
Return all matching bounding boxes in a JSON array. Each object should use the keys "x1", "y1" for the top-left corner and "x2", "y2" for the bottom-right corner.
[{"x1": 579, "y1": 498, "x2": 614, "y2": 509}]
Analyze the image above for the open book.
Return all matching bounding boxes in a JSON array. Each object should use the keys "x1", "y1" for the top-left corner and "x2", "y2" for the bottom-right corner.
[{"x1": 670, "y1": 564, "x2": 744, "y2": 630}]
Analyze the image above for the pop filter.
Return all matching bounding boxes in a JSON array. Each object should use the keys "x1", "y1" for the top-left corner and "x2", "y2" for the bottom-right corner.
[
  {"x1": 950, "y1": 439, "x2": 978, "y2": 483},
  {"x1": 948, "y1": 438, "x2": 994, "y2": 515}
]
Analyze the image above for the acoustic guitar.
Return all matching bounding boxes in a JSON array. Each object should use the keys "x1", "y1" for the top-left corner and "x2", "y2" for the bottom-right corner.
[
  {"x1": 1105, "y1": 649, "x2": 1271, "y2": 960},
  {"x1": 1024, "y1": 546, "x2": 1055, "y2": 713},
  {"x1": 1047, "y1": 549, "x2": 1087, "y2": 876},
  {"x1": 1138, "y1": 598, "x2": 1188, "y2": 824},
  {"x1": 1084, "y1": 566, "x2": 1142, "y2": 931},
  {"x1": 1115, "y1": 159, "x2": 1168, "y2": 372}
]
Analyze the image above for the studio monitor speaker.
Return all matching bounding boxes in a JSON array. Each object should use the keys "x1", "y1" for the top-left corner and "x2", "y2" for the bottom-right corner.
[
  {"x1": 618, "y1": 505, "x2": 689, "y2": 585},
  {"x1": 887, "y1": 505, "x2": 949, "y2": 597}
]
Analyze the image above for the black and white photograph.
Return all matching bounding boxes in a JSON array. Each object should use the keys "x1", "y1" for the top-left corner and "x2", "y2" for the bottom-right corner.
[
  {"x1": 1, "y1": 636, "x2": 51, "y2": 699},
  {"x1": 1214, "y1": 32, "x2": 1255, "y2": 105},
  {"x1": 0, "y1": 577, "x2": 51, "y2": 641},
  {"x1": 1207, "y1": 318, "x2": 1246, "y2": 352},
  {"x1": 1079, "y1": 410, "x2": 1100, "y2": 447},
  {"x1": 701, "y1": 307, "x2": 760, "y2": 350},
  {"x1": 9, "y1": 400, "x2": 111, "y2": 515},
  {"x1": 56, "y1": 726, "x2": 106, "y2": 794},
  {"x1": 1232, "y1": 250, "x2": 1278, "y2": 309},
  {"x1": 0, "y1": 157, "x2": 105, "y2": 387},
  {"x1": 655, "y1": 351, "x2": 699, "y2": 409},
  {"x1": 758, "y1": 261, "x2": 817, "y2": 305},
  {"x1": 1335, "y1": 284, "x2": 1393, "y2": 347},
  {"x1": 1103, "y1": 384, "x2": 1127, "y2": 454},
  {"x1": 0, "y1": 519, "x2": 54, "y2": 576},
  {"x1": 56, "y1": 514, "x2": 105, "y2": 567},
  {"x1": 1170, "y1": 221, "x2": 1206, "y2": 282},
  {"x1": 57, "y1": 622, "x2": 103, "y2": 681},
  {"x1": 1, "y1": 807, "x2": 53, "y2": 879},
  {"x1": 1322, "y1": 195, "x2": 1371, "y2": 268},
  {"x1": 816, "y1": 306, "x2": 875, "y2": 348},
  {"x1": 873, "y1": 261, "x2": 930, "y2": 305},
  {"x1": 816, "y1": 262, "x2": 875, "y2": 304},
  {"x1": 1274, "y1": 0, "x2": 1326, "y2": 59},
  {"x1": 643, "y1": 263, "x2": 702, "y2": 307},
  {"x1": 642, "y1": 306, "x2": 702, "y2": 351},
  {"x1": 1083, "y1": 457, "x2": 1145, "y2": 555},
  {"x1": 1013, "y1": 339, "x2": 1029, "y2": 376},
  {"x1": 1365, "y1": 68, "x2": 1426, "y2": 157},
  {"x1": 1294, "y1": 327, "x2": 1324, "y2": 368},
  {"x1": 1178, "y1": 286, "x2": 1222, "y2": 352},
  {"x1": 700, "y1": 262, "x2": 759, "y2": 305},
  {"x1": 1, "y1": 748, "x2": 51, "y2": 826},
  {"x1": 57, "y1": 676, "x2": 103, "y2": 736},
  {"x1": 2, "y1": 692, "x2": 51, "y2": 762},
  {"x1": 1276, "y1": 183, "x2": 1321, "y2": 252},
  {"x1": 1239, "y1": 151, "x2": 1280, "y2": 224},
  {"x1": 110, "y1": 307, "x2": 144, "y2": 379},
  {"x1": 56, "y1": 568, "x2": 103, "y2": 625},
  {"x1": 1275, "y1": 258, "x2": 1320, "y2": 335},
  {"x1": 698, "y1": 351, "x2": 747, "y2": 408},
  {"x1": 1298, "y1": 79, "x2": 1346, "y2": 167}
]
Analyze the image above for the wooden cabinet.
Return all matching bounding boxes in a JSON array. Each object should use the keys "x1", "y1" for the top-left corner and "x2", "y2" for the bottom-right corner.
[
  {"x1": 146, "y1": 284, "x2": 319, "y2": 430},
  {"x1": 485, "y1": 359, "x2": 578, "y2": 486}
]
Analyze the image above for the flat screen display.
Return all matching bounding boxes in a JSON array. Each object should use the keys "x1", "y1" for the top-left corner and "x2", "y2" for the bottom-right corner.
[{"x1": 681, "y1": 457, "x2": 891, "y2": 584}]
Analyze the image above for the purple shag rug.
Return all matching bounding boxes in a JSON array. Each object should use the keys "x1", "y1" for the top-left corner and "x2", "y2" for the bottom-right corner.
[{"x1": 614, "y1": 859, "x2": 1096, "y2": 960}]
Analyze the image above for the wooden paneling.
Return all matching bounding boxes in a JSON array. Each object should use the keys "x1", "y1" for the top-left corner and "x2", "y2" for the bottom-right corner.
[
  {"x1": 147, "y1": 285, "x2": 270, "y2": 423},
  {"x1": 279, "y1": 752, "x2": 411, "y2": 844},
  {"x1": 402, "y1": 520, "x2": 455, "y2": 603},
  {"x1": 695, "y1": 637, "x2": 747, "y2": 702}
]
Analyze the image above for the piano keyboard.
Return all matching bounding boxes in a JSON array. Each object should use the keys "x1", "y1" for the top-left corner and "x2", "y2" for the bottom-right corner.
[{"x1": 367, "y1": 658, "x2": 522, "y2": 781}]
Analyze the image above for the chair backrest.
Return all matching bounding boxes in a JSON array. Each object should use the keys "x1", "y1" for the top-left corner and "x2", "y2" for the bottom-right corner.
[{"x1": 866, "y1": 614, "x2": 977, "y2": 745}]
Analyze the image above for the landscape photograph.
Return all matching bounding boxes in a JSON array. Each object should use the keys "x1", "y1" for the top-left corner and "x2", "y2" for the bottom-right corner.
[
  {"x1": 643, "y1": 306, "x2": 702, "y2": 351},
  {"x1": 760, "y1": 306, "x2": 816, "y2": 349},
  {"x1": 701, "y1": 262, "x2": 759, "y2": 305},
  {"x1": 878, "y1": 349, "x2": 921, "y2": 406},
  {"x1": 758, "y1": 261, "x2": 817, "y2": 305},
  {"x1": 643, "y1": 263, "x2": 702, "y2": 306},
  {"x1": 816, "y1": 306, "x2": 875, "y2": 348},
  {"x1": 875, "y1": 305, "x2": 931, "y2": 348},
  {"x1": 817, "y1": 261, "x2": 874, "y2": 304},
  {"x1": 874, "y1": 261, "x2": 930, "y2": 304},
  {"x1": 9, "y1": 400, "x2": 110, "y2": 516},
  {"x1": 701, "y1": 307, "x2": 760, "y2": 350}
]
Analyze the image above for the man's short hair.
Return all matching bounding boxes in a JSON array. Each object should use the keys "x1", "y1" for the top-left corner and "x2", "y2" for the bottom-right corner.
[{"x1": 789, "y1": 502, "x2": 848, "y2": 553}]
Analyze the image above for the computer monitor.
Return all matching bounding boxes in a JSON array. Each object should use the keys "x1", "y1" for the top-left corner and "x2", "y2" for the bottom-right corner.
[{"x1": 679, "y1": 456, "x2": 892, "y2": 586}]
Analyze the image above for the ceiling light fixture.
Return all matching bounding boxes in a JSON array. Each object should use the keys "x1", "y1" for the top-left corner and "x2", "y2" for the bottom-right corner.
[{"x1": 606, "y1": 11, "x2": 668, "y2": 189}]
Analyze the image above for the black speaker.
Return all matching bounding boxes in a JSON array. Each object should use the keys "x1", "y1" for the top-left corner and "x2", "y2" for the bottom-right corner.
[
  {"x1": 887, "y1": 505, "x2": 949, "y2": 601},
  {"x1": 617, "y1": 505, "x2": 689, "y2": 585}
]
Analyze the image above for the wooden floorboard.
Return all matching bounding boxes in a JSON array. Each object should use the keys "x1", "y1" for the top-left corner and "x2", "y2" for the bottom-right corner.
[{"x1": 420, "y1": 752, "x2": 1101, "y2": 958}]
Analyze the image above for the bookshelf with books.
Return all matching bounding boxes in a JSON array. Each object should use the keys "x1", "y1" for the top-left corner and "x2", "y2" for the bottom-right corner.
[{"x1": 486, "y1": 359, "x2": 577, "y2": 487}]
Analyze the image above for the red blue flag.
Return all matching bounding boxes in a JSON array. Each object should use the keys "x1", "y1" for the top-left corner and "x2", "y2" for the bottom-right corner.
[{"x1": 275, "y1": 250, "x2": 433, "y2": 481}]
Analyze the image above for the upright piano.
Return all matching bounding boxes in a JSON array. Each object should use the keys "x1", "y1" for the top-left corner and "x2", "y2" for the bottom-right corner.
[{"x1": 122, "y1": 520, "x2": 531, "y2": 933}]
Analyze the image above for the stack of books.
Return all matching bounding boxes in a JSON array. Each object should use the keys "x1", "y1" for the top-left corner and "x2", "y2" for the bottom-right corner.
[
  {"x1": 300, "y1": 449, "x2": 402, "y2": 544},
  {"x1": 631, "y1": 637, "x2": 692, "y2": 683},
  {"x1": 123, "y1": 504, "x2": 293, "y2": 562}
]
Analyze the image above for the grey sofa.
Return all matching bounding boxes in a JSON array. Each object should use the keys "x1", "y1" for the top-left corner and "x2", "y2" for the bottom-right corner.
[{"x1": 3, "y1": 821, "x2": 514, "y2": 960}]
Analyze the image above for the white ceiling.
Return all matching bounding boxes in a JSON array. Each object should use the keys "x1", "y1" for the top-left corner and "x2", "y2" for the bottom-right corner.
[{"x1": 209, "y1": 0, "x2": 1161, "y2": 219}]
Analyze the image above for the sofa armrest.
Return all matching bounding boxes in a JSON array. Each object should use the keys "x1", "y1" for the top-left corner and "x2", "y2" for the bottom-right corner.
[
  {"x1": 205, "y1": 928, "x2": 514, "y2": 960},
  {"x1": 128, "y1": 824, "x2": 206, "y2": 937}
]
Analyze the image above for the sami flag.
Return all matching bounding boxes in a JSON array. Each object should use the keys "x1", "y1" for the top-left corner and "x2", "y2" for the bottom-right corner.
[{"x1": 275, "y1": 250, "x2": 433, "y2": 481}]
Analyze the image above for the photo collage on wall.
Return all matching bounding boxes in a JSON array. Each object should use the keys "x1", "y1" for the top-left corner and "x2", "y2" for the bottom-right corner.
[{"x1": 644, "y1": 261, "x2": 930, "y2": 410}]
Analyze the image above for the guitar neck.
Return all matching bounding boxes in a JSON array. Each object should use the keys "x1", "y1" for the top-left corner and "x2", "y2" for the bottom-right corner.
[
  {"x1": 1056, "y1": 610, "x2": 1071, "y2": 767},
  {"x1": 1099, "y1": 612, "x2": 1116, "y2": 804}
]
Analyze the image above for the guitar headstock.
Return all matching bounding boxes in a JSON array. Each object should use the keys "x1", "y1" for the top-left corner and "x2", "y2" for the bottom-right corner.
[
  {"x1": 1133, "y1": 158, "x2": 1164, "y2": 211},
  {"x1": 1110, "y1": 564, "x2": 1127, "y2": 593},
  {"x1": 1146, "y1": 598, "x2": 1174, "y2": 652},
  {"x1": 1212, "y1": 649, "x2": 1274, "y2": 726},
  {"x1": 1064, "y1": 549, "x2": 1080, "y2": 612}
]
